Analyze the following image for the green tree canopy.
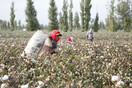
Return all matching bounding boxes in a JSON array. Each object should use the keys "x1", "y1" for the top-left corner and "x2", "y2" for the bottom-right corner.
[
  {"x1": 25, "y1": 0, "x2": 40, "y2": 31},
  {"x1": 10, "y1": 1, "x2": 15, "y2": 31},
  {"x1": 85, "y1": 0, "x2": 92, "y2": 31},
  {"x1": 106, "y1": 0, "x2": 117, "y2": 32},
  {"x1": 74, "y1": 11, "x2": 80, "y2": 30},
  {"x1": 68, "y1": 0, "x2": 73, "y2": 32},
  {"x1": 80, "y1": 0, "x2": 92, "y2": 32},
  {"x1": 59, "y1": 12, "x2": 63, "y2": 30},
  {"x1": 62, "y1": 0, "x2": 68, "y2": 32},
  {"x1": 93, "y1": 13, "x2": 99, "y2": 32},
  {"x1": 80, "y1": 0, "x2": 85, "y2": 32},
  {"x1": 116, "y1": 0, "x2": 132, "y2": 32},
  {"x1": 48, "y1": 0, "x2": 58, "y2": 31}
]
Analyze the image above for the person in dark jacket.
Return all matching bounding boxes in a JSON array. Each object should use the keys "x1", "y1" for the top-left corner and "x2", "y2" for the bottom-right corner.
[
  {"x1": 86, "y1": 29, "x2": 94, "y2": 42},
  {"x1": 39, "y1": 30, "x2": 62, "y2": 56}
]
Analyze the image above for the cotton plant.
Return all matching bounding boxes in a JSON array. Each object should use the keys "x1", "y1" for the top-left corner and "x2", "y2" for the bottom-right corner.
[
  {"x1": 111, "y1": 75, "x2": 120, "y2": 82},
  {"x1": 38, "y1": 81, "x2": 44, "y2": 86},
  {"x1": 116, "y1": 80, "x2": 124, "y2": 87},
  {"x1": 0, "y1": 31, "x2": 131, "y2": 87},
  {"x1": 36, "y1": 86, "x2": 41, "y2": 88},
  {"x1": 1, "y1": 83, "x2": 6, "y2": 88},
  {"x1": 111, "y1": 75, "x2": 125, "y2": 87},
  {"x1": 20, "y1": 83, "x2": 29, "y2": 88},
  {"x1": 2, "y1": 75, "x2": 9, "y2": 81},
  {"x1": 35, "y1": 81, "x2": 44, "y2": 88}
]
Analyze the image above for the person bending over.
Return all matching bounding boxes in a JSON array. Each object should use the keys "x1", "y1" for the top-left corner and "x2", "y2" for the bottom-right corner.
[{"x1": 39, "y1": 30, "x2": 62, "y2": 57}]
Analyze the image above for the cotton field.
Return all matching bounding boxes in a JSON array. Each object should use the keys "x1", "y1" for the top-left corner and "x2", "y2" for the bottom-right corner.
[{"x1": 0, "y1": 30, "x2": 132, "y2": 88}]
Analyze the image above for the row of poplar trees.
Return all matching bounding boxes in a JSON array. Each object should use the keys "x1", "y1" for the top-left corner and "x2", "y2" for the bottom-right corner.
[
  {"x1": 9, "y1": 0, "x2": 131, "y2": 32},
  {"x1": 9, "y1": 0, "x2": 93, "y2": 32},
  {"x1": 9, "y1": 0, "x2": 40, "y2": 31},
  {"x1": 48, "y1": 0, "x2": 92, "y2": 32},
  {"x1": 0, "y1": 19, "x2": 24, "y2": 31}
]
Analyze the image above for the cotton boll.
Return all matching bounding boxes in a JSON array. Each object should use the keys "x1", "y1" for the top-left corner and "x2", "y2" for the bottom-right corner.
[
  {"x1": 38, "y1": 81, "x2": 44, "y2": 86},
  {"x1": 11, "y1": 44, "x2": 15, "y2": 47},
  {"x1": 0, "y1": 64, "x2": 5, "y2": 68},
  {"x1": 129, "y1": 83, "x2": 132, "y2": 87},
  {"x1": 116, "y1": 80, "x2": 124, "y2": 87},
  {"x1": 36, "y1": 86, "x2": 41, "y2": 88},
  {"x1": 46, "y1": 76, "x2": 50, "y2": 81},
  {"x1": 1, "y1": 83, "x2": 6, "y2": 88},
  {"x1": 100, "y1": 56, "x2": 104, "y2": 59},
  {"x1": 111, "y1": 75, "x2": 120, "y2": 82},
  {"x1": 21, "y1": 83, "x2": 29, "y2": 88},
  {"x1": 59, "y1": 48, "x2": 62, "y2": 51},
  {"x1": 23, "y1": 29, "x2": 26, "y2": 31},
  {"x1": 31, "y1": 59, "x2": 38, "y2": 63},
  {"x1": 2, "y1": 75, "x2": 9, "y2": 81},
  {"x1": 106, "y1": 46, "x2": 109, "y2": 49}
]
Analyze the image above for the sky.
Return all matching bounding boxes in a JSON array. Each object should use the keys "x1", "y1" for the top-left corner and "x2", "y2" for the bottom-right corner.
[{"x1": 0, "y1": 0, "x2": 109, "y2": 25}]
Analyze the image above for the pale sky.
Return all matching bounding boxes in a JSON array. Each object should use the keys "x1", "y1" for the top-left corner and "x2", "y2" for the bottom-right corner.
[{"x1": 0, "y1": 0, "x2": 109, "y2": 25}]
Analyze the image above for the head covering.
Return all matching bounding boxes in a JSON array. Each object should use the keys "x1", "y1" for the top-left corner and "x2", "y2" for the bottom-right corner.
[
  {"x1": 67, "y1": 37, "x2": 72, "y2": 41},
  {"x1": 49, "y1": 30, "x2": 62, "y2": 43},
  {"x1": 89, "y1": 28, "x2": 93, "y2": 32}
]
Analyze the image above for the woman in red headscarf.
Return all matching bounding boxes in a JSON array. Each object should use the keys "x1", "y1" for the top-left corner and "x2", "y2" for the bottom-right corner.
[{"x1": 39, "y1": 30, "x2": 62, "y2": 56}]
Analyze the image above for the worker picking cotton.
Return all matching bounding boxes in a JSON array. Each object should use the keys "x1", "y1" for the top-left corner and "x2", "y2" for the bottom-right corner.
[{"x1": 86, "y1": 29, "x2": 94, "y2": 42}]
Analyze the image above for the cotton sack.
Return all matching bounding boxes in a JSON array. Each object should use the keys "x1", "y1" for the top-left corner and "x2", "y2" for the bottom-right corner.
[{"x1": 21, "y1": 30, "x2": 47, "y2": 59}]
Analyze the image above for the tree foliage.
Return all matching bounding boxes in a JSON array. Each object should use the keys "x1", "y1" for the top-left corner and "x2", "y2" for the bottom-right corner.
[
  {"x1": 80, "y1": 0, "x2": 85, "y2": 32},
  {"x1": 84, "y1": 0, "x2": 92, "y2": 31},
  {"x1": 99, "y1": 21, "x2": 105, "y2": 30},
  {"x1": 116, "y1": 0, "x2": 132, "y2": 32},
  {"x1": 80, "y1": 0, "x2": 92, "y2": 32},
  {"x1": 74, "y1": 12, "x2": 80, "y2": 30},
  {"x1": 106, "y1": 0, "x2": 117, "y2": 32},
  {"x1": 68, "y1": 0, "x2": 73, "y2": 32},
  {"x1": 18, "y1": 20, "x2": 21, "y2": 30},
  {"x1": 93, "y1": 13, "x2": 99, "y2": 32},
  {"x1": 59, "y1": 12, "x2": 63, "y2": 30},
  {"x1": 25, "y1": 0, "x2": 40, "y2": 31},
  {"x1": 48, "y1": 0, "x2": 58, "y2": 31},
  {"x1": 62, "y1": 0, "x2": 68, "y2": 32},
  {"x1": 10, "y1": 1, "x2": 15, "y2": 31}
]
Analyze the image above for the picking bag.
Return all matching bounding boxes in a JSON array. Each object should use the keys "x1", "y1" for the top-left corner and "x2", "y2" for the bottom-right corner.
[{"x1": 21, "y1": 30, "x2": 47, "y2": 59}]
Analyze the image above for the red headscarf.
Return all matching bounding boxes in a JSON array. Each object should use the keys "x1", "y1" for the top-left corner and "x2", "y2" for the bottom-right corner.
[{"x1": 49, "y1": 30, "x2": 62, "y2": 43}]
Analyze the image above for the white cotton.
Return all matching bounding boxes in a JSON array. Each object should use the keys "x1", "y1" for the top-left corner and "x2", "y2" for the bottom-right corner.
[
  {"x1": 21, "y1": 83, "x2": 29, "y2": 88},
  {"x1": 2, "y1": 75, "x2": 9, "y2": 81},
  {"x1": 38, "y1": 81, "x2": 44, "y2": 86},
  {"x1": 21, "y1": 30, "x2": 47, "y2": 59},
  {"x1": 106, "y1": 46, "x2": 109, "y2": 49},
  {"x1": 116, "y1": 80, "x2": 124, "y2": 86},
  {"x1": 46, "y1": 76, "x2": 50, "y2": 81},
  {"x1": 36, "y1": 86, "x2": 41, "y2": 88},
  {"x1": 116, "y1": 80, "x2": 125, "y2": 87},
  {"x1": 100, "y1": 56, "x2": 104, "y2": 58},
  {"x1": 31, "y1": 59, "x2": 38, "y2": 63},
  {"x1": 23, "y1": 29, "x2": 26, "y2": 31},
  {"x1": 95, "y1": 45, "x2": 99, "y2": 47},
  {"x1": 12, "y1": 44, "x2": 15, "y2": 47},
  {"x1": 1, "y1": 83, "x2": 6, "y2": 88},
  {"x1": 109, "y1": 63, "x2": 111, "y2": 66},
  {"x1": 111, "y1": 75, "x2": 119, "y2": 82},
  {"x1": 59, "y1": 48, "x2": 62, "y2": 51},
  {"x1": 124, "y1": 45, "x2": 128, "y2": 47}
]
